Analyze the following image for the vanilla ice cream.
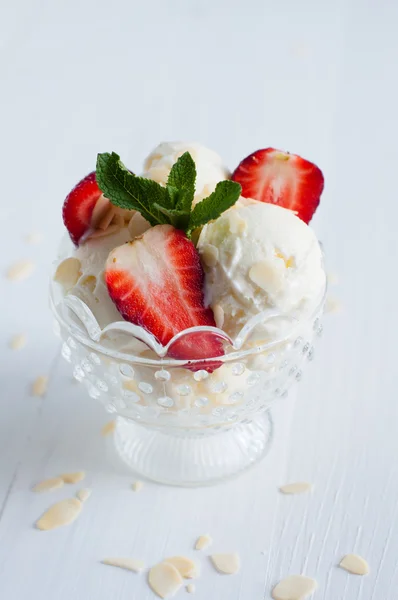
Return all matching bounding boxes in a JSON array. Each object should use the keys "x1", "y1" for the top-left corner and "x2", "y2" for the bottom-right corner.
[
  {"x1": 197, "y1": 201, "x2": 326, "y2": 340},
  {"x1": 143, "y1": 141, "x2": 230, "y2": 204}
]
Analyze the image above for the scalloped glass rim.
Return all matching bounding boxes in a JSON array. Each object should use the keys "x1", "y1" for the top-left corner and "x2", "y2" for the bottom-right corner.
[{"x1": 49, "y1": 276, "x2": 327, "y2": 367}]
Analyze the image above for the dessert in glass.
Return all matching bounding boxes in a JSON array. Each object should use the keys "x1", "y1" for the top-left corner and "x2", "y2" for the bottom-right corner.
[{"x1": 50, "y1": 142, "x2": 326, "y2": 486}]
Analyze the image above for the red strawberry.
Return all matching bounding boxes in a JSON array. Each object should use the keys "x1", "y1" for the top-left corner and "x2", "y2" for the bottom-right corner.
[
  {"x1": 63, "y1": 172, "x2": 131, "y2": 245},
  {"x1": 105, "y1": 225, "x2": 224, "y2": 370},
  {"x1": 63, "y1": 172, "x2": 103, "y2": 245},
  {"x1": 231, "y1": 148, "x2": 324, "y2": 224}
]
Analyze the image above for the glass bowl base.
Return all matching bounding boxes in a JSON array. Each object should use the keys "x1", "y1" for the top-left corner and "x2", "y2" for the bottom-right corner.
[{"x1": 113, "y1": 412, "x2": 274, "y2": 487}]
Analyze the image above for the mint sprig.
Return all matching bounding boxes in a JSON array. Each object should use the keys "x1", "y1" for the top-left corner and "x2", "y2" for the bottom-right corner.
[{"x1": 96, "y1": 151, "x2": 241, "y2": 237}]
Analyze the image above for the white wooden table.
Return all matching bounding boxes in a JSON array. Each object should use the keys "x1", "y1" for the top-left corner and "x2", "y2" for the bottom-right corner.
[{"x1": 1, "y1": 0, "x2": 397, "y2": 598}]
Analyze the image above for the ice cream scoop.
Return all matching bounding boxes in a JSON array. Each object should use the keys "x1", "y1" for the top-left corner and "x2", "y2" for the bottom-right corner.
[
  {"x1": 142, "y1": 141, "x2": 230, "y2": 204},
  {"x1": 197, "y1": 201, "x2": 326, "y2": 339}
]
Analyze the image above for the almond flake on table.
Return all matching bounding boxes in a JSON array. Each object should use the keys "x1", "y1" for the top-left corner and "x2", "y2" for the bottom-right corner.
[
  {"x1": 101, "y1": 420, "x2": 116, "y2": 436},
  {"x1": 102, "y1": 557, "x2": 145, "y2": 573},
  {"x1": 210, "y1": 553, "x2": 241, "y2": 575},
  {"x1": 279, "y1": 482, "x2": 313, "y2": 495},
  {"x1": 9, "y1": 333, "x2": 27, "y2": 350},
  {"x1": 339, "y1": 554, "x2": 369, "y2": 575},
  {"x1": 195, "y1": 534, "x2": 213, "y2": 551},
  {"x1": 36, "y1": 498, "x2": 82, "y2": 531},
  {"x1": 76, "y1": 488, "x2": 92, "y2": 503},
  {"x1": 327, "y1": 271, "x2": 339, "y2": 285},
  {"x1": 325, "y1": 296, "x2": 342, "y2": 314},
  {"x1": 25, "y1": 231, "x2": 42, "y2": 244},
  {"x1": 6, "y1": 260, "x2": 35, "y2": 281},
  {"x1": 186, "y1": 583, "x2": 196, "y2": 594},
  {"x1": 272, "y1": 575, "x2": 317, "y2": 600},
  {"x1": 61, "y1": 471, "x2": 86, "y2": 484},
  {"x1": 132, "y1": 480, "x2": 144, "y2": 492},
  {"x1": 148, "y1": 562, "x2": 183, "y2": 598},
  {"x1": 31, "y1": 376, "x2": 48, "y2": 397},
  {"x1": 32, "y1": 477, "x2": 64, "y2": 493},
  {"x1": 164, "y1": 556, "x2": 198, "y2": 579}
]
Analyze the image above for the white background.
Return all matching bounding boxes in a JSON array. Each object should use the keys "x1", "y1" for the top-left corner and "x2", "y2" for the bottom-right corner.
[{"x1": 1, "y1": 0, "x2": 397, "y2": 598}]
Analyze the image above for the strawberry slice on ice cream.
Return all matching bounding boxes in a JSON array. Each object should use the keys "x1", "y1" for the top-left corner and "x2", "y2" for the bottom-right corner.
[
  {"x1": 105, "y1": 224, "x2": 224, "y2": 370},
  {"x1": 231, "y1": 148, "x2": 324, "y2": 224},
  {"x1": 63, "y1": 172, "x2": 131, "y2": 245}
]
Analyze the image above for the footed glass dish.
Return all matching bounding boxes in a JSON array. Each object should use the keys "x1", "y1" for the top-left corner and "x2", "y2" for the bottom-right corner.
[{"x1": 50, "y1": 272, "x2": 325, "y2": 486}]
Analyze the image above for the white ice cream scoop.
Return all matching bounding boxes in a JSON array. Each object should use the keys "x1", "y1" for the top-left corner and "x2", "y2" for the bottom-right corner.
[{"x1": 197, "y1": 201, "x2": 326, "y2": 339}]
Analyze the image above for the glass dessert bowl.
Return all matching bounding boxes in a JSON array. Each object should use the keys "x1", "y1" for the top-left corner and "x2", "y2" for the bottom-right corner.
[
  {"x1": 51, "y1": 140, "x2": 327, "y2": 485},
  {"x1": 50, "y1": 276, "x2": 325, "y2": 486}
]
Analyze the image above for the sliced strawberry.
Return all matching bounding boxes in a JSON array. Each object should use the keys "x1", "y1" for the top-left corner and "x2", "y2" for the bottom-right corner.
[
  {"x1": 63, "y1": 172, "x2": 132, "y2": 245},
  {"x1": 105, "y1": 225, "x2": 224, "y2": 370},
  {"x1": 62, "y1": 172, "x2": 103, "y2": 245},
  {"x1": 231, "y1": 148, "x2": 324, "y2": 223}
]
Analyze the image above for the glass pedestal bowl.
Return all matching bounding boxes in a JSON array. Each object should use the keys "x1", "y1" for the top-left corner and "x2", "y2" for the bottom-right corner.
[{"x1": 50, "y1": 275, "x2": 325, "y2": 486}]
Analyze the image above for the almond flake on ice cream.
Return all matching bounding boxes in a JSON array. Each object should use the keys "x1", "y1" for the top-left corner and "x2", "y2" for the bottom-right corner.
[{"x1": 54, "y1": 257, "x2": 82, "y2": 291}]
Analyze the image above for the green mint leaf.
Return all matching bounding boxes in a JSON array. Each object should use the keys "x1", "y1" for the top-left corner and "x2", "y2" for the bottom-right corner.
[
  {"x1": 96, "y1": 152, "x2": 170, "y2": 227},
  {"x1": 166, "y1": 151, "x2": 196, "y2": 212},
  {"x1": 187, "y1": 180, "x2": 241, "y2": 234},
  {"x1": 152, "y1": 204, "x2": 190, "y2": 230}
]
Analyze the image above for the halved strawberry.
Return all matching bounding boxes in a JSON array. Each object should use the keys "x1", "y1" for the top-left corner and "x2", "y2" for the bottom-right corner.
[
  {"x1": 63, "y1": 172, "x2": 102, "y2": 245},
  {"x1": 105, "y1": 225, "x2": 224, "y2": 370},
  {"x1": 231, "y1": 148, "x2": 324, "y2": 223},
  {"x1": 63, "y1": 172, "x2": 131, "y2": 245}
]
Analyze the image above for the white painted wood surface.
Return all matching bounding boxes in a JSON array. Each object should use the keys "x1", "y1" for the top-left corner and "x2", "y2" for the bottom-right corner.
[{"x1": 1, "y1": 0, "x2": 397, "y2": 598}]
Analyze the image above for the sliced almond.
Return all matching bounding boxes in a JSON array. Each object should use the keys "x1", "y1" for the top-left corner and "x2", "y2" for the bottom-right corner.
[
  {"x1": 132, "y1": 481, "x2": 144, "y2": 492},
  {"x1": 32, "y1": 376, "x2": 48, "y2": 397},
  {"x1": 101, "y1": 420, "x2": 116, "y2": 437},
  {"x1": 210, "y1": 553, "x2": 240, "y2": 575},
  {"x1": 77, "y1": 488, "x2": 92, "y2": 503},
  {"x1": 61, "y1": 471, "x2": 86, "y2": 484},
  {"x1": 32, "y1": 477, "x2": 64, "y2": 493},
  {"x1": 54, "y1": 257, "x2": 81, "y2": 291},
  {"x1": 148, "y1": 562, "x2": 183, "y2": 598},
  {"x1": 9, "y1": 333, "x2": 27, "y2": 350},
  {"x1": 249, "y1": 260, "x2": 284, "y2": 293},
  {"x1": 201, "y1": 244, "x2": 219, "y2": 268},
  {"x1": 25, "y1": 231, "x2": 42, "y2": 244},
  {"x1": 36, "y1": 498, "x2": 82, "y2": 531},
  {"x1": 279, "y1": 482, "x2": 312, "y2": 495},
  {"x1": 186, "y1": 583, "x2": 196, "y2": 594},
  {"x1": 165, "y1": 556, "x2": 198, "y2": 579},
  {"x1": 327, "y1": 271, "x2": 339, "y2": 285},
  {"x1": 272, "y1": 575, "x2": 317, "y2": 600},
  {"x1": 326, "y1": 296, "x2": 342, "y2": 314},
  {"x1": 213, "y1": 304, "x2": 224, "y2": 329},
  {"x1": 339, "y1": 554, "x2": 369, "y2": 575},
  {"x1": 102, "y1": 557, "x2": 145, "y2": 573},
  {"x1": 195, "y1": 534, "x2": 212, "y2": 551},
  {"x1": 7, "y1": 260, "x2": 35, "y2": 281}
]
